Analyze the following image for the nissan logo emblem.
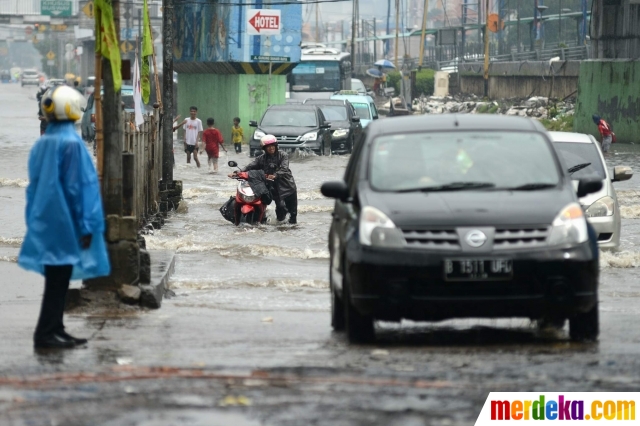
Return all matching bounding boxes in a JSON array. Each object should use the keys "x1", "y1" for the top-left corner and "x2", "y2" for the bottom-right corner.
[{"x1": 466, "y1": 230, "x2": 487, "y2": 248}]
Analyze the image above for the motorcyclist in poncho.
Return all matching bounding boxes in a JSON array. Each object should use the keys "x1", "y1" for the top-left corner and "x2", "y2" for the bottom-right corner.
[
  {"x1": 18, "y1": 85, "x2": 111, "y2": 349},
  {"x1": 231, "y1": 135, "x2": 298, "y2": 224}
]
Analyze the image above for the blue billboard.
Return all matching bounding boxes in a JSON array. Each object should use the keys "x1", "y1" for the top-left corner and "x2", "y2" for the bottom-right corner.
[{"x1": 173, "y1": 0, "x2": 301, "y2": 67}]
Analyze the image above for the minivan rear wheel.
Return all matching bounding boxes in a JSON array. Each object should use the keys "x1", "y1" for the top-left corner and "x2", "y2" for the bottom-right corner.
[
  {"x1": 569, "y1": 301, "x2": 599, "y2": 342},
  {"x1": 344, "y1": 270, "x2": 374, "y2": 343}
]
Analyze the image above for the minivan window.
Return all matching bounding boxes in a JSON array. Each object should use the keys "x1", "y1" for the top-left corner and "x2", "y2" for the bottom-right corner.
[
  {"x1": 369, "y1": 131, "x2": 559, "y2": 192},
  {"x1": 553, "y1": 142, "x2": 606, "y2": 180},
  {"x1": 352, "y1": 103, "x2": 371, "y2": 120},
  {"x1": 261, "y1": 109, "x2": 318, "y2": 127}
]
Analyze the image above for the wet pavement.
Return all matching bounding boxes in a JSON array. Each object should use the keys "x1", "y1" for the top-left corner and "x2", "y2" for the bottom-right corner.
[{"x1": 1, "y1": 83, "x2": 640, "y2": 425}]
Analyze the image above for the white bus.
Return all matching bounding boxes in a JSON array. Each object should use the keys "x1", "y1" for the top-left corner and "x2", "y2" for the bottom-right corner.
[{"x1": 288, "y1": 46, "x2": 352, "y2": 100}]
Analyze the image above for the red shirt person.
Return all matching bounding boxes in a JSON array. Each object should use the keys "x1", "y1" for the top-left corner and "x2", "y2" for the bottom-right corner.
[
  {"x1": 203, "y1": 117, "x2": 226, "y2": 173},
  {"x1": 592, "y1": 114, "x2": 614, "y2": 153}
]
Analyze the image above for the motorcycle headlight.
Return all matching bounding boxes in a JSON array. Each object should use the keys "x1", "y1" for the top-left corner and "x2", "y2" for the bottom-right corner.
[
  {"x1": 300, "y1": 132, "x2": 318, "y2": 142},
  {"x1": 359, "y1": 206, "x2": 405, "y2": 248},
  {"x1": 332, "y1": 129, "x2": 349, "y2": 139},
  {"x1": 240, "y1": 193, "x2": 257, "y2": 203},
  {"x1": 585, "y1": 196, "x2": 615, "y2": 217},
  {"x1": 548, "y1": 202, "x2": 588, "y2": 246},
  {"x1": 253, "y1": 130, "x2": 265, "y2": 140}
]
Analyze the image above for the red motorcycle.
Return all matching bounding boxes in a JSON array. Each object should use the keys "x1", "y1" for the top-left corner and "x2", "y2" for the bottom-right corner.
[{"x1": 220, "y1": 161, "x2": 273, "y2": 225}]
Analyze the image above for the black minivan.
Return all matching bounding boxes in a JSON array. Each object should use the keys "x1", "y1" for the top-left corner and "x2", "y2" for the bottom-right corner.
[{"x1": 321, "y1": 115, "x2": 602, "y2": 343}]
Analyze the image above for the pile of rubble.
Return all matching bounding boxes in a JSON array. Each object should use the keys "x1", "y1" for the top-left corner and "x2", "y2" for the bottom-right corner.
[{"x1": 412, "y1": 95, "x2": 576, "y2": 120}]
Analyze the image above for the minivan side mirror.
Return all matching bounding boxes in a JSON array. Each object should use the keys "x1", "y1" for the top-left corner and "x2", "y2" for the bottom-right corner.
[
  {"x1": 351, "y1": 116, "x2": 360, "y2": 122},
  {"x1": 249, "y1": 120, "x2": 258, "y2": 127},
  {"x1": 577, "y1": 179, "x2": 603, "y2": 198},
  {"x1": 228, "y1": 161, "x2": 238, "y2": 168},
  {"x1": 321, "y1": 121, "x2": 331, "y2": 129},
  {"x1": 613, "y1": 166, "x2": 633, "y2": 182},
  {"x1": 321, "y1": 181, "x2": 349, "y2": 201}
]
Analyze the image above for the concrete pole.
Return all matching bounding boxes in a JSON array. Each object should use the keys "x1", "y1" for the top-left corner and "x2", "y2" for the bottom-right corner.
[
  {"x1": 351, "y1": 4, "x2": 356, "y2": 75},
  {"x1": 418, "y1": 0, "x2": 429, "y2": 69},
  {"x1": 394, "y1": 0, "x2": 400, "y2": 68},
  {"x1": 162, "y1": 0, "x2": 174, "y2": 183},
  {"x1": 102, "y1": 0, "x2": 123, "y2": 216},
  {"x1": 483, "y1": 0, "x2": 489, "y2": 97},
  {"x1": 373, "y1": 18, "x2": 377, "y2": 62}
]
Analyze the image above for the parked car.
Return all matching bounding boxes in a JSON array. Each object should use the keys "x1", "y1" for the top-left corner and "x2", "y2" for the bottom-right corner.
[
  {"x1": 0, "y1": 70, "x2": 10, "y2": 83},
  {"x1": 21, "y1": 69, "x2": 40, "y2": 87},
  {"x1": 81, "y1": 85, "x2": 139, "y2": 142},
  {"x1": 351, "y1": 78, "x2": 373, "y2": 97},
  {"x1": 321, "y1": 115, "x2": 603, "y2": 343},
  {"x1": 248, "y1": 104, "x2": 332, "y2": 157},
  {"x1": 549, "y1": 131, "x2": 633, "y2": 250},
  {"x1": 330, "y1": 92, "x2": 379, "y2": 128},
  {"x1": 302, "y1": 99, "x2": 363, "y2": 154}
]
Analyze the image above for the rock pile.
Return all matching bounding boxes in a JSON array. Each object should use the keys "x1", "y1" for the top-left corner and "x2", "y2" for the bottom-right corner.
[{"x1": 412, "y1": 95, "x2": 576, "y2": 120}]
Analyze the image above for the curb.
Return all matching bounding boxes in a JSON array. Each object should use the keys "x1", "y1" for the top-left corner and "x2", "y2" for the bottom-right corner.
[{"x1": 140, "y1": 250, "x2": 176, "y2": 309}]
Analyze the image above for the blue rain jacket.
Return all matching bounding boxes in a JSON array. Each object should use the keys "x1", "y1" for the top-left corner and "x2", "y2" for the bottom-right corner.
[{"x1": 18, "y1": 122, "x2": 110, "y2": 280}]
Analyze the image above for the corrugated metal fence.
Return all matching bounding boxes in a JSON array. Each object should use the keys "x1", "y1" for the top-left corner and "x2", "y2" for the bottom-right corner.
[{"x1": 122, "y1": 108, "x2": 162, "y2": 227}]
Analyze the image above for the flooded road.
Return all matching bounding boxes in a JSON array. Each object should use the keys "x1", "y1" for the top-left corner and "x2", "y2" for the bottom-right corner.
[{"x1": 2, "y1": 83, "x2": 640, "y2": 424}]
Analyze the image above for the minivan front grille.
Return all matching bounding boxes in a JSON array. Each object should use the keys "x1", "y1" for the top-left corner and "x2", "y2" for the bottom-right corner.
[
  {"x1": 401, "y1": 229, "x2": 460, "y2": 250},
  {"x1": 493, "y1": 227, "x2": 549, "y2": 250},
  {"x1": 276, "y1": 135, "x2": 300, "y2": 143}
]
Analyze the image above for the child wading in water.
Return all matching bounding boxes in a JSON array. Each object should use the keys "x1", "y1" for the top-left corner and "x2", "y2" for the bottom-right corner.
[
  {"x1": 231, "y1": 117, "x2": 244, "y2": 153},
  {"x1": 203, "y1": 118, "x2": 226, "y2": 173}
]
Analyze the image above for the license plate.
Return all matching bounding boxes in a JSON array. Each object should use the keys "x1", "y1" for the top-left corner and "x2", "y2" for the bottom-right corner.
[{"x1": 444, "y1": 259, "x2": 513, "y2": 281}]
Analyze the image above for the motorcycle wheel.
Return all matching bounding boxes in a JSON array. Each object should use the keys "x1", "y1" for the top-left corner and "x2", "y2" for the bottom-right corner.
[{"x1": 240, "y1": 213, "x2": 248, "y2": 224}]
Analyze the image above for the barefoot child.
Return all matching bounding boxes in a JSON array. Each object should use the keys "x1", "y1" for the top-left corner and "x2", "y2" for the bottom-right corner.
[
  {"x1": 203, "y1": 118, "x2": 226, "y2": 173},
  {"x1": 231, "y1": 117, "x2": 244, "y2": 153}
]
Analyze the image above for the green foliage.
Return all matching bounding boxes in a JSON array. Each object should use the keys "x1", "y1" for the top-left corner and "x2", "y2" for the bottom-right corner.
[
  {"x1": 387, "y1": 71, "x2": 401, "y2": 94},
  {"x1": 414, "y1": 69, "x2": 435, "y2": 96},
  {"x1": 488, "y1": 105, "x2": 499, "y2": 114},
  {"x1": 540, "y1": 115, "x2": 574, "y2": 132}
]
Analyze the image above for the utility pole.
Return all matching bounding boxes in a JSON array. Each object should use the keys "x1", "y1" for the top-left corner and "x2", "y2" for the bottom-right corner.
[
  {"x1": 162, "y1": 0, "x2": 175, "y2": 182},
  {"x1": 315, "y1": 3, "x2": 319, "y2": 42},
  {"x1": 351, "y1": 1, "x2": 356, "y2": 75},
  {"x1": 386, "y1": 0, "x2": 391, "y2": 57},
  {"x1": 103, "y1": 0, "x2": 123, "y2": 215},
  {"x1": 483, "y1": 0, "x2": 490, "y2": 97},
  {"x1": 394, "y1": 0, "x2": 400, "y2": 68},
  {"x1": 373, "y1": 18, "x2": 377, "y2": 61},
  {"x1": 418, "y1": 0, "x2": 429, "y2": 69}
]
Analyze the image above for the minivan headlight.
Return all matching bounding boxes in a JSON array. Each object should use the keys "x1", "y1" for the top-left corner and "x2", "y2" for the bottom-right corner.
[
  {"x1": 585, "y1": 196, "x2": 615, "y2": 217},
  {"x1": 548, "y1": 203, "x2": 588, "y2": 246},
  {"x1": 332, "y1": 129, "x2": 349, "y2": 139},
  {"x1": 300, "y1": 132, "x2": 318, "y2": 142},
  {"x1": 359, "y1": 206, "x2": 405, "y2": 248},
  {"x1": 253, "y1": 130, "x2": 266, "y2": 140}
]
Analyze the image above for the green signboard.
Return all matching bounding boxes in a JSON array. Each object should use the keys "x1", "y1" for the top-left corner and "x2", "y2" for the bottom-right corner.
[
  {"x1": 250, "y1": 55, "x2": 290, "y2": 62},
  {"x1": 41, "y1": 0, "x2": 73, "y2": 17}
]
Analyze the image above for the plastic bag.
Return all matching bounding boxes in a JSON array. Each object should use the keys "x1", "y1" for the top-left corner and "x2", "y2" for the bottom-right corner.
[{"x1": 219, "y1": 196, "x2": 236, "y2": 223}]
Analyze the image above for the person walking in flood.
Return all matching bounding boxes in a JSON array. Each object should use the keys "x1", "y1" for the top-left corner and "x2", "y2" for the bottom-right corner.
[
  {"x1": 592, "y1": 114, "x2": 615, "y2": 153},
  {"x1": 183, "y1": 106, "x2": 203, "y2": 167},
  {"x1": 18, "y1": 86, "x2": 110, "y2": 349},
  {"x1": 203, "y1": 117, "x2": 226, "y2": 173}
]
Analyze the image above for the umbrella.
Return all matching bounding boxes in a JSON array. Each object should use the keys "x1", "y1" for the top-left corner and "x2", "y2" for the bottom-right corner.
[
  {"x1": 366, "y1": 68, "x2": 384, "y2": 78},
  {"x1": 374, "y1": 59, "x2": 396, "y2": 69}
]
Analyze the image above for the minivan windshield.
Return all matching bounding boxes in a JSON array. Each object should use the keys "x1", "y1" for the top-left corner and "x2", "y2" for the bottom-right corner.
[
  {"x1": 261, "y1": 109, "x2": 318, "y2": 127},
  {"x1": 553, "y1": 142, "x2": 606, "y2": 180},
  {"x1": 317, "y1": 105, "x2": 347, "y2": 121},
  {"x1": 369, "y1": 131, "x2": 559, "y2": 192}
]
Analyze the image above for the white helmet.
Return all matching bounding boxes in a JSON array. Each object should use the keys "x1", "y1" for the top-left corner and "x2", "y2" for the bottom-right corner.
[{"x1": 40, "y1": 85, "x2": 86, "y2": 122}]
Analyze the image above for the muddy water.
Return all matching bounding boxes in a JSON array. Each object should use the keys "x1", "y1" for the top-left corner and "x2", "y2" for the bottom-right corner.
[{"x1": 0, "y1": 82, "x2": 640, "y2": 320}]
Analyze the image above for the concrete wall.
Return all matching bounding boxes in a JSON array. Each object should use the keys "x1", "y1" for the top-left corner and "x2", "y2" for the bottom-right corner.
[
  {"x1": 457, "y1": 61, "x2": 581, "y2": 99},
  {"x1": 575, "y1": 60, "x2": 640, "y2": 143},
  {"x1": 177, "y1": 74, "x2": 286, "y2": 143}
]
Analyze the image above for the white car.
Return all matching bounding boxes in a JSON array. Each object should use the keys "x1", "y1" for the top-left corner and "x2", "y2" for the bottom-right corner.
[
  {"x1": 21, "y1": 69, "x2": 40, "y2": 87},
  {"x1": 550, "y1": 131, "x2": 633, "y2": 249}
]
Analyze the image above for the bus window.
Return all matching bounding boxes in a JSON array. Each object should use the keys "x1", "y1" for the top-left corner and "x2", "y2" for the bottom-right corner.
[{"x1": 291, "y1": 61, "x2": 341, "y2": 92}]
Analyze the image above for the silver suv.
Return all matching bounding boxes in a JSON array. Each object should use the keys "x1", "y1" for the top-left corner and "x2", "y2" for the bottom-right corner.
[{"x1": 21, "y1": 69, "x2": 40, "y2": 87}]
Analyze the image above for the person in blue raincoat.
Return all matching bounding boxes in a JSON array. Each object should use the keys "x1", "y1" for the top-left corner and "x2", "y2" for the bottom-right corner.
[{"x1": 19, "y1": 85, "x2": 110, "y2": 349}]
